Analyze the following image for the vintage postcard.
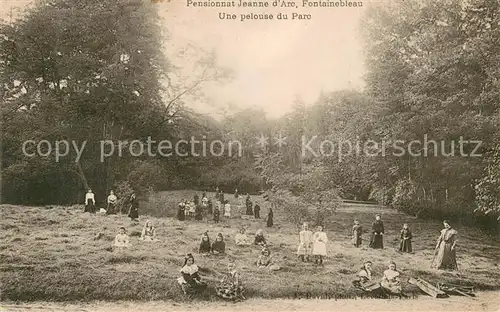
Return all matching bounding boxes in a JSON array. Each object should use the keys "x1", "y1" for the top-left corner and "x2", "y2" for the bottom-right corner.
[{"x1": 0, "y1": 0, "x2": 499, "y2": 311}]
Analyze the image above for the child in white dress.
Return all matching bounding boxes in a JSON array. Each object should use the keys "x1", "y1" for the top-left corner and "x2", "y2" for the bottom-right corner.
[
  {"x1": 297, "y1": 222, "x2": 313, "y2": 262},
  {"x1": 312, "y1": 225, "x2": 328, "y2": 265}
]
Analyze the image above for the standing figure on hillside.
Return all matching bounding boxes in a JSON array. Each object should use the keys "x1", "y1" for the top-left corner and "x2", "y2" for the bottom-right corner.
[
  {"x1": 352, "y1": 220, "x2": 363, "y2": 248},
  {"x1": 177, "y1": 200, "x2": 186, "y2": 221},
  {"x1": 202, "y1": 190, "x2": 207, "y2": 198},
  {"x1": 219, "y1": 191, "x2": 225, "y2": 203},
  {"x1": 381, "y1": 261, "x2": 402, "y2": 295},
  {"x1": 202, "y1": 195, "x2": 208, "y2": 208},
  {"x1": 84, "y1": 189, "x2": 96, "y2": 213},
  {"x1": 215, "y1": 198, "x2": 222, "y2": 213},
  {"x1": 369, "y1": 214, "x2": 384, "y2": 249},
  {"x1": 266, "y1": 207, "x2": 274, "y2": 227},
  {"x1": 106, "y1": 190, "x2": 117, "y2": 215},
  {"x1": 216, "y1": 261, "x2": 245, "y2": 301},
  {"x1": 399, "y1": 223, "x2": 413, "y2": 253},
  {"x1": 297, "y1": 222, "x2": 313, "y2": 262},
  {"x1": 432, "y1": 220, "x2": 458, "y2": 270},
  {"x1": 199, "y1": 231, "x2": 211, "y2": 255},
  {"x1": 245, "y1": 195, "x2": 253, "y2": 215},
  {"x1": 312, "y1": 225, "x2": 328, "y2": 265},
  {"x1": 213, "y1": 204, "x2": 220, "y2": 223},
  {"x1": 254, "y1": 203, "x2": 261, "y2": 219},
  {"x1": 188, "y1": 200, "x2": 196, "y2": 219},
  {"x1": 224, "y1": 200, "x2": 231, "y2": 219},
  {"x1": 234, "y1": 188, "x2": 239, "y2": 198},
  {"x1": 128, "y1": 193, "x2": 139, "y2": 222},
  {"x1": 195, "y1": 204, "x2": 203, "y2": 221},
  {"x1": 207, "y1": 199, "x2": 213, "y2": 215},
  {"x1": 194, "y1": 193, "x2": 199, "y2": 206},
  {"x1": 177, "y1": 253, "x2": 207, "y2": 295}
]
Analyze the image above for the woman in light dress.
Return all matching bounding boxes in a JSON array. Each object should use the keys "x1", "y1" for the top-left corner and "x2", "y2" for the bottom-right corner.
[
  {"x1": 114, "y1": 226, "x2": 131, "y2": 249},
  {"x1": 140, "y1": 220, "x2": 158, "y2": 242},
  {"x1": 312, "y1": 225, "x2": 328, "y2": 265},
  {"x1": 432, "y1": 220, "x2": 458, "y2": 270},
  {"x1": 380, "y1": 261, "x2": 402, "y2": 295},
  {"x1": 297, "y1": 222, "x2": 313, "y2": 262}
]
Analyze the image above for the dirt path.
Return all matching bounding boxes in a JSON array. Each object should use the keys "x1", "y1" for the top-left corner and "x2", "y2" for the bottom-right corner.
[{"x1": 2, "y1": 291, "x2": 499, "y2": 312}]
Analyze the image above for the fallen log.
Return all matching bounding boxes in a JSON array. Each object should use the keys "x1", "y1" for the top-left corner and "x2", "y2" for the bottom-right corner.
[
  {"x1": 408, "y1": 277, "x2": 449, "y2": 298},
  {"x1": 437, "y1": 283, "x2": 475, "y2": 297}
]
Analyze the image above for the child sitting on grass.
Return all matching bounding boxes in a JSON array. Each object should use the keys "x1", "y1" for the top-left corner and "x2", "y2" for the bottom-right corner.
[
  {"x1": 177, "y1": 253, "x2": 207, "y2": 295},
  {"x1": 114, "y1": 226, "x2": 131, "y2": 249},
  {"x1": 254, "y1": 229, "x2": 266, "y2": 246},
  {"x1": 216, "y1": 261, "x2": 245, "y2": 301},
  {"x1": 199, "y1": 231, "x2": 211, "y2": 255},
  {"x1": 235, "y1": 228, "x2": 250, "y2": 246},
  {"x1": 256, "y1": 247, "x2": 281, "y2": 271},
  {"x1": 211, "y1": 233, "x2": 226, "y2": 254},
  {"x1": 140, "y1": 220, "x2": 158, "y2": 242}
]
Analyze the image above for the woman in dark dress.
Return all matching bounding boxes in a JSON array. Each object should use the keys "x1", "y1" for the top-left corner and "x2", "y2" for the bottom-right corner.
[
  {"x1": 369, "y1": 214, "x2": 384, "y2": 249},
  {"x1": 128, "y1": 193, "x2": 139, "y2": 222},
  {"x1": 207, "y1": 199, "x2": 213, "y2": 214},
  {"x1": 399, "y1": 223, "x2": 413, "y2": 253},
  {"x1": 219, "y1": 191, "x2": 225, "y2": 203},
  {"x1": 177, "y1": 201, "x2": 185, "y2": 221},
  {"x1": 266, "y1": 208, "x2": 273, "y2": 227},
  {"x1": 195, "y1": 204, "x2": 203, "y2": 221},
  {"x1": 254, "y1": 203, "x2": 260, "y2": 219}
]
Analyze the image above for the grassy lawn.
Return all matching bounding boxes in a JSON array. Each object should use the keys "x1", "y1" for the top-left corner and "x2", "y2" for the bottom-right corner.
[{"x1": 1, "y1": 190, "x2": 499, "y2": 302}]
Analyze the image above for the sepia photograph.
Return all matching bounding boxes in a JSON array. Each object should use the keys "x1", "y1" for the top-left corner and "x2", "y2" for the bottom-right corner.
[{"x1": 0, "y1": 0, "x2": 499, "y2": 311}]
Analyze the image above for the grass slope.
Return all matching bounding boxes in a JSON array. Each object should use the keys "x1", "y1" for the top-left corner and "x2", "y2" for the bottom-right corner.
[{"x1": 1, "y1": 190, "x2": 499, "y2": 302}]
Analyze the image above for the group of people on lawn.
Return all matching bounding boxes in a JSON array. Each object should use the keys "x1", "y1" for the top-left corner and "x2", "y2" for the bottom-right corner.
[
  {"x1": 86, "y1": 188, "x2": 458, "y2": 300},
  {"x1": 83, "y1": 189, "x2": 139, "y2": 221},
  {"x1": 176, "y1": 189, "x2": 272, "y2": 227}
]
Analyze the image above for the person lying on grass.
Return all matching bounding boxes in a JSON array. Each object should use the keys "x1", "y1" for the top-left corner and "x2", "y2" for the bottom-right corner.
[
  {"x1": 256, "y1": 247, "x2": 281, "y2": 271},
  {"x1": 140, "y1": 220, "x2": 158, "y2": 242},
  {"x1": 177, "y1": 253, "x2": 207, "y2": 295},
  {"x1": 254, "y1": 229, "x2": 266, "y2": 246},
  {"x1": 114, "y1": 227, "x2": 131, "y2": 248},
  {"x1": 235, "y1": 227, "x2": 250, "y2": 246},
  {"x1": 380, "y1": 261, "x2": 403, "y2": 296},
  {"x1": 216, "y1": 261, "x2": 246, "y2": 301},
  {"x1": 211, "y1": 233, "x2": 226, "y2": 254},
  {"x1": 199, "y1": 231, "x2": 211, "y2": 255}
]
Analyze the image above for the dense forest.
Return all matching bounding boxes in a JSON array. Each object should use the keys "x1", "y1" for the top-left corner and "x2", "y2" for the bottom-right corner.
[{"x1": 1, "y1": 0, "x2": 499, "y2": 232}]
